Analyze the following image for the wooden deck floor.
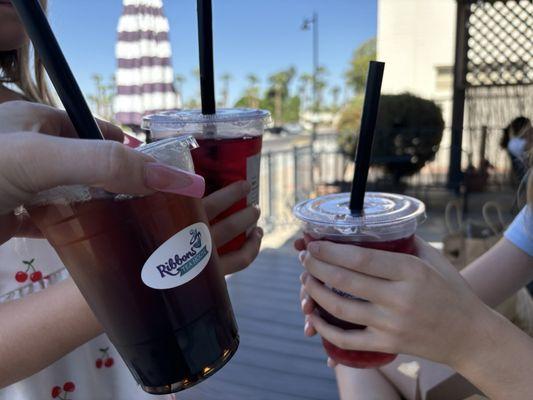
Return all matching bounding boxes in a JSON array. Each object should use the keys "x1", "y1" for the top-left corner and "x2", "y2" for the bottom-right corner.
[{"x1": 180, "y1": 245, "x2": 338, "y2": 400}]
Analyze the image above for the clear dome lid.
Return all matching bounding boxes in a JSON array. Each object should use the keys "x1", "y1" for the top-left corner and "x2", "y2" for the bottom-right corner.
[
  {"x1": 138, "y1": 135, "x2": 198, "y2": 169},
  {"x1": 142, "y1": 108, "x2": 271, "y2": 139},
  {"x1": 293, "y1": 192, "x2": 426, "y2": 241}
]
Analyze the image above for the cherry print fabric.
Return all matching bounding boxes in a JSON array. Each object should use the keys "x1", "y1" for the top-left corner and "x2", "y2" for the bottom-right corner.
[{"x1": 0, "y1": 238, "x2": 176, "y2": 400}]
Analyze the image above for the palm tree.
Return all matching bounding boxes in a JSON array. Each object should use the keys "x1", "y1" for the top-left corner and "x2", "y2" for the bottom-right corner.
[
  {"x1": 190, "y1": 68, "x2": 200, "y2": 106},
  {"x1": 298, "y1": 73, "x2": 312, "y2": 111},
  {"x1": 268, "y1": 67, "x2": 296, "y2": 125},
  {"x1": 88, "y1": 73, "x2": 115, "y2": 121},
  {"x1": 174, "y1": 74, "x2": 186, "y2": 107},
  {"x1": 245, "y1": 74, "x2": 260, "y2": 108},
  {"x1": 314, "y1": 66, "x2": 328, "y2": 112},
  {"x1": 247, "y1": 73, "x2": 260, "y2": 88},
  {"x1": 330, "y1": 85, "x2": 341, "y2": 111},
  {"x1": 219, "y1": 73, "x2": 232, "y2": 108}
]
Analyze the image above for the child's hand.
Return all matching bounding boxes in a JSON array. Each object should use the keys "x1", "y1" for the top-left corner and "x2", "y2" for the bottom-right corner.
[
  {"x1": 203, "y1": 181, "x2": 262, "y2": 275},
  {"x1": 298, "y1": 237, "x2": 496, "y2": 370}
]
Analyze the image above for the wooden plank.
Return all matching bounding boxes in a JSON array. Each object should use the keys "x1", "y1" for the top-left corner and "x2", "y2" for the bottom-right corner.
[
  {"x1": 234, "y1": 304, "x2": 305, "y2": 327},
  {"x1": 233, "y1": 343, "x2": 335, "y2": 381},
  {"x1": 236, "y1": 314, "x2": 307, "y2": 339},
  {"x1": 230, "y1": 273, "x2": 299, "y2": 291},
  {"x1": 230, "y1": 283, "x2": 302, "y2": 305},
  {"x1": 202, "y1": 360, "x2": 337, "y2": 400},
  {"x1": 187, "y1": 380, "x2": 309, "y2": 400},
  {"x1": 185, "y1": 246, "x2": 339, "y2": 399},
  {"x1": 237, "y1": 328, "x2": 328, "y2": 362}
]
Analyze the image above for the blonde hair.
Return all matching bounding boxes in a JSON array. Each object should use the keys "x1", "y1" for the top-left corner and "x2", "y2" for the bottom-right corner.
[{"x1": 0, "y1": 0, "x2": 53, "y2": 105}]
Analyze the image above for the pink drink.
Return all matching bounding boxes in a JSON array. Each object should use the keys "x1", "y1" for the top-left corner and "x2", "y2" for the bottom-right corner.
[
  {"x1": 143, "y1": 109, "x2": 270, "y2": 255},
  {"x1": 294, "y1": 192, "x2": 425, "y2": 368},
  {"x1": 194, "y1": 135, "x2": 263, "y2": 253}
]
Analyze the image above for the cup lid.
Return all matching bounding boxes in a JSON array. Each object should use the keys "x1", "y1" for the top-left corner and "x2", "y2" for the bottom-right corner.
[
  {"x1": 138, "y1": 135, "x2": 198, "y2": 158},
  {"x1": 141, "y1": 108, "x2": 271, "y2": 131},
  {"x1": 293, "y1": 192, "x2": 425, "y2": 231}
]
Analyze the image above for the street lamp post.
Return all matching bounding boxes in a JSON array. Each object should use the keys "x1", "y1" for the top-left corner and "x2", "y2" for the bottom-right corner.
[{"x1": 302, "y1": 12, "x2": 319, "y2": 147}]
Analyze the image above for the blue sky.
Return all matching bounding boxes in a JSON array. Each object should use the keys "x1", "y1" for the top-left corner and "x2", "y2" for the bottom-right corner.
[{"x1": 48, "y1": 0, "x2": 376, "y2": 106}]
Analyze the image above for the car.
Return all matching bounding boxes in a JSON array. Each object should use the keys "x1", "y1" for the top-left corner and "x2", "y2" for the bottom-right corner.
[
  {"x1": 283, "y1": 123, "x2": 304, "y2": 135},
  {"x1": 265, "y1": 126, "x2": 287, "y2": 135},
  {"x1": 266, "y1": 124, "x2": 304, "y2": 136}
]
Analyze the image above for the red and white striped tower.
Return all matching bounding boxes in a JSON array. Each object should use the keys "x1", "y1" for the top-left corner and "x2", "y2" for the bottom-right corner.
[{"x1": 114, "y1": 0, "x2": 178, "y2": 128}]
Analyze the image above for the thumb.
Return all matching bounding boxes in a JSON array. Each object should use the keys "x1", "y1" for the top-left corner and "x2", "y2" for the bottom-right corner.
[{"x1": 0, "y1": 133, "x2": 204, "y2": 213}]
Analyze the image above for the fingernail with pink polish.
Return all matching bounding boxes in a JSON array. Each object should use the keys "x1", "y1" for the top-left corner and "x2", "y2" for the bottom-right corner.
[
  {"x1": 145, "y1": 163, "x2": 205, "y2": 198},
  {"x1": 123, "y1": 133, "x2": 144, "y2": 148}
]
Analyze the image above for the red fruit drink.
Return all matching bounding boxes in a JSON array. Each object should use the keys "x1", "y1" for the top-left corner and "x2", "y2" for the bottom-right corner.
[
  {"x1": 143, "y1": 109, "x2": 270, "y2": 254},
  {"x1": 27, "y1": 137, "x2": 239, "y2": 394},
  {"x1": 294, "y1": 192, "x2": 425, "y2": 368}
]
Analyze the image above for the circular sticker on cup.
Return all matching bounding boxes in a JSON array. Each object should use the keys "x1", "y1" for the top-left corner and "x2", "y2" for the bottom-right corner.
[{"x1": 141, "y1": 222, "x2": 212, "y2": 290}]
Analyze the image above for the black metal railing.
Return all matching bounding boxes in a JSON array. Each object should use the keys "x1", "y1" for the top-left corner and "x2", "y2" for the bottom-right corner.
[{"x1": 258, "y1": 128, "x2": 513, "y2": 233}]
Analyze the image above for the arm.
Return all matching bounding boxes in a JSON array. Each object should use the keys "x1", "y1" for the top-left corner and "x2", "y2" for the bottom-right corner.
[
  {"x1": 462, "y1": 238, "x2": 533, "y2": 307},
  {"x1": 0, "y1": 278, "x2": 101, "y2": 387},
  {"x1": 453, "y1": 305, "x2": 533, "y2": 400},
  {"x1": 299, "y1": 238, "x2": 533, "y2": 400}
]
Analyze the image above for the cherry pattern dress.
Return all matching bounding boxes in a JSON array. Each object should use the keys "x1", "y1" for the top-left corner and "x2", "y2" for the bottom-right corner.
[{"x1": 0, "y1": 237, "x2": 176, "y2": 400}]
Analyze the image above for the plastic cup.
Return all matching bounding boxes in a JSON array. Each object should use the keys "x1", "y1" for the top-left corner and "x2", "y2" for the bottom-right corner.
[
  {"x1": 27, "y1": 137, "x2": 239, "y2": 394},
  {"x1": 293, "y1": 192, "x2": 426, "y2": 368},
  {"x1": 142, "y1": 108, "x2": 271, "y2": 254}
]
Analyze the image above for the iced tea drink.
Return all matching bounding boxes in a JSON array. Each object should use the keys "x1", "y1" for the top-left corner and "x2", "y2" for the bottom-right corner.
[
  {"x1": 28, "y1": 137, "x2": 239, "y2": 394},
  {"x1": 143, "y1": 109, "x2": 270, "y2": 254},
  {"x1": 294, "y1": 192, "x2": 425, "y2": 368}
]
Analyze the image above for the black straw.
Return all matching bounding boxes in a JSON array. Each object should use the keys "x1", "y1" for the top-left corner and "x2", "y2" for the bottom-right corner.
[
  {"x1": 11, "y1": 0, "x2": 104, "y2": 140},
  {"x1": 349, "y1": 61, "x2": 385, "y2": 214},
  {"x1": 196, "y1": 0, "x2": 216, "y2": 115}
]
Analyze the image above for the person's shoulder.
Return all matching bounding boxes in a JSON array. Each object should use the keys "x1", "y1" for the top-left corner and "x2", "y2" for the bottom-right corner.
[{"x1": 504, "y1": 207, "x2": 533, "y2": 257}]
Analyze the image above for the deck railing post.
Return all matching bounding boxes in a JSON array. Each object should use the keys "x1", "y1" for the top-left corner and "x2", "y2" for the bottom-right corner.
[
  {"x1": 293, "y1": 146, "x2": 299, "y2": 205},
  {"x1": 267, "y1": 152, "x2": 273, "y2": 220}
]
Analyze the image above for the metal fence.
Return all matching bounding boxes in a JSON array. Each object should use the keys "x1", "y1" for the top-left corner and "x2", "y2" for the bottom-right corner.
[{"x1": 258, "y1": 128, "x2": 513, "y2": 233}]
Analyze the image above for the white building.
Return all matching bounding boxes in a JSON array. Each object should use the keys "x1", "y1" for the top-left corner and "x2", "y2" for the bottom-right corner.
[
  {"x1": 377, "y1": 0, "x2": 457, "y2": 127},
  {"x1": 377, "y1": 0, "x2": 532, "y2": 177}
]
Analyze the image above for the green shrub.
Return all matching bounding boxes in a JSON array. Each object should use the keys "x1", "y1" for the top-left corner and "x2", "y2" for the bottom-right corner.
[{"x1": 338, "y1": 93, "x2": 444, "y2": 181}]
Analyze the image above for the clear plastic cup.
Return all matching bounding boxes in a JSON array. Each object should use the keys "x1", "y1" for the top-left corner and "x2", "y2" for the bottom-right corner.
[
  {"x1": 27, "y1": 137, "x2": 239, "y2": 394},
  {"x1": 142, "y1": 108, "x2": 271, "y2": 254},
  {"x1": 293, "y1": 192, "x2": 426, "y2": 368}
]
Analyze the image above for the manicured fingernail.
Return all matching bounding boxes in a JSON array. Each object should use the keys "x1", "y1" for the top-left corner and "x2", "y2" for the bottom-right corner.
[
  {"x1": 255, "y1": 227, "x2": 264, "y2": 239},
  {"x1": 123, "y1": 133, "x2": 143, "y2": 148},
  {"x1": 301, "y1": 298, "x2": 307, "y2": 310},
  {"x1": 145, "y1": 163, "x2": 205, "y2": 198},
  {"x1": 298, "y1": 250, "x2": 307, "y2": 263},
  {"x1": 327, "y1": 358, "x2": 336, "y2": 368},
  {"x1": 307, "y1": 241, "x2": 319, "y2": 254},
  {"x1": 304, "y1": 320, "x2": 313, "y2": 336},
  {"x1": 300, "y1": 271, "x2": 309, "y2": 284}
]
